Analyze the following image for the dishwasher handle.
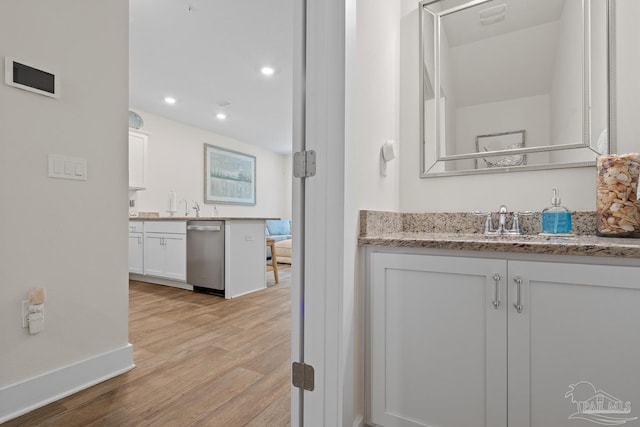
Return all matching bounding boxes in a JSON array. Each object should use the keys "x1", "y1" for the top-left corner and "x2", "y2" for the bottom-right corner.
[{"x1": 187, "y1": 225, "x2": 221, "y2": 232}]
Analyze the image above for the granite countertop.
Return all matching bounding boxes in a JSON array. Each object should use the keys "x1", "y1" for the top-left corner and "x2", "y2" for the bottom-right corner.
[
  {"x1": 359, "y1": 232, "x2": 640, "y2": 258},
  {"x1": 358, "y1": 210, "x2": 640, "y2": 259}
]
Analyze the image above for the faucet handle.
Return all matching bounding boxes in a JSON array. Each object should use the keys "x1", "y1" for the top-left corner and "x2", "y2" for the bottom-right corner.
[
  {"x1": 473, "y1": 211, "x2": 495, "y2": 233},
  {"x1": 510, "y1": 211, "x2": 534, "y2": 234}
]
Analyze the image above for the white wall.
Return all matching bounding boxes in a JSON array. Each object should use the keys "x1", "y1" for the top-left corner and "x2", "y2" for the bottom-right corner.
[
  {"x1": 549, "y1": 0, "x2": 584, "y2": 163},
  {"x1": 129, "y1": 109, "x2": 291, "y2": 219},
  {"x1": 354, "y1": 4, "x2": 401, "y2": 210},
  {"x1": 400, "y1": 0, "x2": 638, "y2": 213},
  {"x1": 616, "y1": 0, "x2": 640, "y2": 149},
  {"x1": 455, "y1": 95, "x2": 551, "y2": 170},
  {"x1": 341, "y1": 0, "x2": 402, "y2": 424},
  {"x1": 423, "y1": 10, "x2": 458, "y2": 172},
  {"x1": 0, "y1": 0, "x2": 129, "y2": 388}
]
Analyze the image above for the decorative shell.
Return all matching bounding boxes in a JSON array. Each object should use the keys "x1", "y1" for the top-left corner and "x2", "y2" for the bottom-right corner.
[{"x1": 596, "y1": 153, "x2": 640, "y2": 236}]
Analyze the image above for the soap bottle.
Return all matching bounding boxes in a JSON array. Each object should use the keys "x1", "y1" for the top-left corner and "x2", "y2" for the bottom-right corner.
[{"x1": 542, "y1": 188, "x2": 572, "y2": 234}]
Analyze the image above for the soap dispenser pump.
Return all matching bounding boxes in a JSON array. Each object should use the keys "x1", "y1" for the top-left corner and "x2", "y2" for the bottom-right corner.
[{"x1": 542, "y1": 188, "x2": 572, "y2": 234}]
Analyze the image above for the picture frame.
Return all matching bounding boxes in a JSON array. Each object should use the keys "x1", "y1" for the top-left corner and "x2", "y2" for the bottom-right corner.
[
  {"x1": 204, "y1": 144, "x2": 256, "y2": 205},
  {"x1": 475, "y1": 130, "x2": 527, "y2": 169}
]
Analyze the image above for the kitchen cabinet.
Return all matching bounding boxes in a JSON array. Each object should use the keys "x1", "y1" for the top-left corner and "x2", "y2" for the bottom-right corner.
[
  {"x1": 367, "y1": 251, "x2": 640, "y2": 427},
  {"x1": 128, "y1": 129, "x2": 148, "y2": 190},
  {"x1": 129, "y1": 219, "x2": 268, "y2": 298},
  {"x1": 128, "y1": 222, "x2": 144, "y2": 274},
  {"x1": 143, "y1": 221, "x2": 186, "y2": 281}
]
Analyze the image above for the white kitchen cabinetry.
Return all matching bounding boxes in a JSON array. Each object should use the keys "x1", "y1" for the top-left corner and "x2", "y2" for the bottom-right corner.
[
  {"x1": 128, "y1": 222, "x2": 144, "y2": 274},
  {"x1": 128, "y1": 129, "x2": 148, "y2": 190},
  {"x1": 143, "y1": 221, "x2": 186, "y2": 281},
  {"x1": 367, "y1": 251, "x2": 640, "y2": 427}
]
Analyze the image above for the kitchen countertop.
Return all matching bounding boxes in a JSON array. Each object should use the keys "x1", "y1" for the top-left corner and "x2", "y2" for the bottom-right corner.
[{"x1": 129, "y1": 216, "x2": 278, "y2": 221}]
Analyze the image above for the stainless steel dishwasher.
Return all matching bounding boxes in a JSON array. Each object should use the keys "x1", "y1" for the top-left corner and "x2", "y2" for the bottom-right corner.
[{"x1": 186, "y1": 220, "x2": 224, "y2": 295}]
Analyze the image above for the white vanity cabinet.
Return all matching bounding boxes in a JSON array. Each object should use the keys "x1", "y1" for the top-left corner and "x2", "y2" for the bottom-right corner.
[
  {"x1": 367, "y1": 250, "x2": 640, "y2": 427},
  {"x1": 128, "y1": 129, "x2": 148, "y2": 190},
  {"x1": 143, "y1": 221, "x2": 186, "y2": 281},
  {"x1": 507, "y1": 260, "x2": 640, "y2": 427},
  {"x1": 368, "y1": 253, "x2": 507, "y2": 427},
  {"x1": 128, "y1": 222, "x2": 144, "y2": 274}
]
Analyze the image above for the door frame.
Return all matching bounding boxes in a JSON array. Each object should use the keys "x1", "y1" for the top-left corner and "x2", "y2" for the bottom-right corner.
[{"x1": 292, "y1": 0, "x2": 355, "y2": 425}]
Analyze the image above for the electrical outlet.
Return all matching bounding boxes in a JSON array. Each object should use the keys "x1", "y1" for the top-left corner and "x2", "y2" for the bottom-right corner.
[
  {"x1": 22, "y1": 300, "x2": 29, "y2": 328},
  {"x1": 245, "y1": 234, "x2": 254, "y2": 241}
]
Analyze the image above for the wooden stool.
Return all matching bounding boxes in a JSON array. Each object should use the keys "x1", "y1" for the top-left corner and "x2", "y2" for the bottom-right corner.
[{"x1": 266, "y1": 238, "x2": 279, "y2": 284}]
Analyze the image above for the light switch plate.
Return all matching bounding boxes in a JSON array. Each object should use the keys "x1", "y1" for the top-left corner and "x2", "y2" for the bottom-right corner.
[{"x1": 48, "y1": 154, "x2": 87, "y2": 181}]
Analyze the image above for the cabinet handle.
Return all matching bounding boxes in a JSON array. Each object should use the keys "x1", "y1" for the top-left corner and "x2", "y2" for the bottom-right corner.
[
  {"x1": 513, "y1": 276, "x2": 523, "y2": 313},
  {"x1": 138, "y1": 236, "x2": 142, "y2": 245},
  {"x1": 492, "y1": 273, "x2": 501, "y2": 309}
]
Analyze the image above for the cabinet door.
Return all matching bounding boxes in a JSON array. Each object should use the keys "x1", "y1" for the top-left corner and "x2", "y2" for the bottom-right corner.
[
  {"x1": 128, "y1": 233, "x2": 144, "y2": 274},
  {"x1": 143, "y1": 234, "x2": 165, "y2": 277},
  {"x1": 129, "y1": 131, "x2": 147, "y2": 189},
  {"x1": 508, "y1": 261, "x2": 640, "y2": 427},
  {"x1": 368, "y1": 253, "x2": 507, "y2": 427},
  {"x1": 163, "y1": 234, "x2": 186, "y2": 281}
]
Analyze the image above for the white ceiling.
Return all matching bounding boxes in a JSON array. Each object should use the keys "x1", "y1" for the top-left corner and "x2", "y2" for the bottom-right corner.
[
  {"x1": 437, "y1": 0, "x2": 567, "y2": 107},
  {"x1": 129, "y1": 0, "x2": 293, "y2": 154},
  {"x1": 441, "y1": 0, "x2": 565, "y2": 47}
]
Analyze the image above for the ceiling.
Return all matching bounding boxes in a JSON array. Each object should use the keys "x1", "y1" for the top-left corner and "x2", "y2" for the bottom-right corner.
[
  {"x1": 439, "y1": 0, "x2": 564, "y2": 47},
  {"x1": 427, "y1": 0, "x2": 569, "y2": 107},
  {"x1": 129, "y1": 0, "x2": 293, "y2": 154}
]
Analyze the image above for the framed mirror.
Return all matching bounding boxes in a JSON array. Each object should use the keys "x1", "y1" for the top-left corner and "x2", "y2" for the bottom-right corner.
[{"x1": 420, "y1": 0, "x2": 614, "y2": 177}]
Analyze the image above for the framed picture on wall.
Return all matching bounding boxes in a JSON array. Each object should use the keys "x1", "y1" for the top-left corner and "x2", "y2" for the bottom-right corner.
[
  {"x1": 475, "y1": 130, "x2": 527, "y2": 169},
  {"x1": 204, "y1": 144, "x2": 256, "y2": 205}
]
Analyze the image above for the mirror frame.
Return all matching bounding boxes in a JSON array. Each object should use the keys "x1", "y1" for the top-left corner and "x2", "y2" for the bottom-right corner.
[{"x1": 419, "y1": 0, "x2": 617, "y2": 177}]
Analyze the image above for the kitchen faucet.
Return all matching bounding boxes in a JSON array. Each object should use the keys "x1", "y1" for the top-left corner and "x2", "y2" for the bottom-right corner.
[
  {"x1": 181, "y1": 199, "x2": 189, "y2": 217},
  {"x1": 192, "y1": 201, "x2": 201, "y2": 218}
]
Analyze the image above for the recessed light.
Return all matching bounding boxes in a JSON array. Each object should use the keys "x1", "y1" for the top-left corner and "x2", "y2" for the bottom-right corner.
[
  {"x1": 260, "y1": 66, "x2": 275, "y2": 76},
  {"x1": 216, "y1": 113, "x2": 227, "y2": 120},
  {"x1": 164, "y1": 96, "x2": 176, "y2": 105}
]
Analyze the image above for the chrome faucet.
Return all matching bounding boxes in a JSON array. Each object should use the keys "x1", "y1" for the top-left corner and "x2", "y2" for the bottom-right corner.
[
  {"x1": 192, "y1": 201, "x2": 201, "y2": 218},
  {"x1": 497, "y1": 205, "x2": 509, "y2": 234},
  {"x1": 181, "y1": 199, "x2": 189, "y2": 217},
  {"x1": 474, "y1": 205, "x2": 532, "y2": 235}
]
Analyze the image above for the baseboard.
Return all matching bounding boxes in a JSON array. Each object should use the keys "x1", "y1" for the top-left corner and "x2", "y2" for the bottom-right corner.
[
  {"x1": 227, "y1": 285, "x2": 266, "y2": 299},
  {"x1": 353, "y1": 415, "x2": 364, "y2": 427},
  {"x1": 129, "y1": 274, "x2": 193, "y2": 291},
  {"x1": 0, "y1": 344, "x2": 135, "y2": 423}
]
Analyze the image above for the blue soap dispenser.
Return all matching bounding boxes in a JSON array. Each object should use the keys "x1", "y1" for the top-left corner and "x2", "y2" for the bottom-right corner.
[{"x1": 542, "y1": 188, "x2": 572, "y2": 234}]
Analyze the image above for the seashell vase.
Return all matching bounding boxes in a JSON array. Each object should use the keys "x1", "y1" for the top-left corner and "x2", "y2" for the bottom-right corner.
[{"x1": 596, "y1": 153, "x2": 640, "y2": 237}]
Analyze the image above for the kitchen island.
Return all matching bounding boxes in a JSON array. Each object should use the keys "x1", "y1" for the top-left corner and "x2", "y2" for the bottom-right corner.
[{"x1": 129, "y1": 216, "x2": 276, "y2": 298}]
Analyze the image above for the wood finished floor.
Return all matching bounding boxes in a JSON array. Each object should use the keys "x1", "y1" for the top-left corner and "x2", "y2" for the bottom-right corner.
[{"x1": 5, "y1": 266, "x2": 291, "y2": 427}]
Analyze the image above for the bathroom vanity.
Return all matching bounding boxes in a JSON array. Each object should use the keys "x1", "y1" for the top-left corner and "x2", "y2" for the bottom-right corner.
[{"x1": 360, "y1": 211, "x2": 640, "y2": 427}]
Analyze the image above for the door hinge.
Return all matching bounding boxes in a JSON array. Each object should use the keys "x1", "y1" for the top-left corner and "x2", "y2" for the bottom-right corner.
[
  {"x1": 293, "y1": 150, "x2": 316, "y2": 178},
  {"x1": 292, "y1": 362, "x2": 315, "y2": 391}
]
